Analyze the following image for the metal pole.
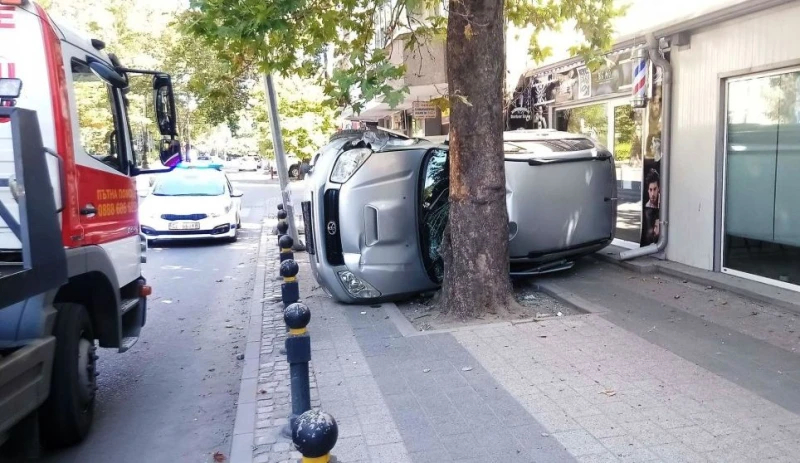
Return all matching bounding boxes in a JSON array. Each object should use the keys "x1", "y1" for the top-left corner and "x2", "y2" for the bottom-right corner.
[{"x1": 263, "y1": 74, "x2": 304, "y2": 250}]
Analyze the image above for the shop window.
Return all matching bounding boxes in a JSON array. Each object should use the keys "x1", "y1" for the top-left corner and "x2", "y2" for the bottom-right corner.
[
  {"x1": 723, "y1": 70, "x2": 800, "y2": 286},
  {"x1": 555, "y1": 103, "x2": 608, "y2": 146},
  {"x1": 71, "y1": 60, "x2": 124, "y2": 173}
]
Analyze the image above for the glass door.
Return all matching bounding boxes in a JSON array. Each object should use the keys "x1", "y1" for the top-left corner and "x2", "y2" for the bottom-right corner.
[
  {"x1": 722, "y1": 69, "x2": 800, "y2": 288},
  {"x1": 610, "y1": 102, "x2": 644, "y2": 244}
]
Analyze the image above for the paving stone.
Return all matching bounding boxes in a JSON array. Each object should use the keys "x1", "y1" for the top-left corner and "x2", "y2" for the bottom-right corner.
[
  {"x1": 650, "y1": 442, "x2": 708, "y2": 463},
  {"x1": 438, "y1": 432, "x2": 488, "y2": 461},
  {"x1": 362, "y1": 420, "x2": 403, "y2": 446},
  {"x1": 409, "y1": 449, "x2": 453, "y2": 463},
  {"x1": 599, "y1": 436, "x2": 659, "y2": 463},
  {"x1": 553, "y1": 430, "x2": 607, "y2": 457},
  {"x1": 367, "y1": 443, "x2": 412, "y2": 463},
  {"x1": 332, "y1": 436, "x2": 369, "y2": 462},
  {"x1": 574, "y1": 414, "x2": 627, "y2": 439}
]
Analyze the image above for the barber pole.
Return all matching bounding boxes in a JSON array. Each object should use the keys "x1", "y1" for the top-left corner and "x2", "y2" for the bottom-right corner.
[
  {"x1": 631, "y1": 47, "x2": 648, "y2": 109},
  {"x1": 0, "y1": 58, "x2": 15, "y2": 78}
]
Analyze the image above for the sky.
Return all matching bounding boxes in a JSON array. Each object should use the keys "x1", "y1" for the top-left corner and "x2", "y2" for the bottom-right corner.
[{"x1": 505, "y1": 0, "x2": 752, "y2": 85}]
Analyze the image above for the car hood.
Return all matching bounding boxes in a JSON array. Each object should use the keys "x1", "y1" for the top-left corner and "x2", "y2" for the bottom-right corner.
[{"x1": 140, "y1": 195, "x2": 232, "y2": 216}]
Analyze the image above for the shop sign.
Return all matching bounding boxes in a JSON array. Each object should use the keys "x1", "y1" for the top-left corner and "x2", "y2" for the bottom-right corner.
[
  {"x1": 591, "y1": 53, "x2": 633, "y2": 97},
  {"x1": 412, "y1": 101, "x2": 437, "y2": 119},
  {"x1": 532, "y1": 76, "x2": 556, "y2": 107},
  {"x1": 510, "y1": 106, "x2": 531, "y2": 121}
]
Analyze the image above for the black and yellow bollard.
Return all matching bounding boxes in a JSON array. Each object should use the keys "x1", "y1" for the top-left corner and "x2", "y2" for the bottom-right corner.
[
  {"x1": 279, "y1": 234, "x2": 294, "y2": 263},
  {"x1": 280, "y1": 259, "x2": 300, "y2": 307},
  {"x1": 292, "y1": 409, "x2": 338, "y2": 463},
  {"x1": 276, "y1": 219, "x2": 289, "y2": 241},
  {"x1": 277, "y1": 208, "x2": 289, "y2": 240},
  {"x1": 284, "y1": 302, "x2": 312, "y2": 428}
]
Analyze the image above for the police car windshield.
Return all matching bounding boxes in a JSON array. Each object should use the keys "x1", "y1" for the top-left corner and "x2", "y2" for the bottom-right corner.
[{"x1": 152, "y1": 171, "x2": 225, "y2": 196}]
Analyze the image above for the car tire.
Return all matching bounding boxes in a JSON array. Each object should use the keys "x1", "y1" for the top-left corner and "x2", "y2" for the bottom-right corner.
[{"x1": 40, "y1": 303, "x2": 97, "y2": 448}]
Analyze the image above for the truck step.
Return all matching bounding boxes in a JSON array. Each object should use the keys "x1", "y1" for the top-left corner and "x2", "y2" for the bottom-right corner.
[
  {"x1": 118, "y1": 336, "x2": 138, "y2": 353},
  {"x1": 119, "y1": 297, "x2": 139, "y2": 316}
]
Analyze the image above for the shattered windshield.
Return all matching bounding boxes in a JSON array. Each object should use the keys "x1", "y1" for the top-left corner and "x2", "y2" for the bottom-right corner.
[{"x1": 419, "y1": 149, "x2": 449, "y2": 284}]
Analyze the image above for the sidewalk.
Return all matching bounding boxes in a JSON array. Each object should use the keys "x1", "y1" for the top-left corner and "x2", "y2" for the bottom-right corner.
[{"x1": 234, "y1": 234, "x2": 800, "y2": 463}]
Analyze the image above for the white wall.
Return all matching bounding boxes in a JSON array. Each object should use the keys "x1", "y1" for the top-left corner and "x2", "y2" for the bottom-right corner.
[{"x1": 668, "y1": 1, "x2": 800, "y2": 269}]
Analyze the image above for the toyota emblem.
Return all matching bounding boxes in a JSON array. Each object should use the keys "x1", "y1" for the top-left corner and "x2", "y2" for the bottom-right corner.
[{"x1": 326, "y1": 221, "x2": 338, "y2": 235}]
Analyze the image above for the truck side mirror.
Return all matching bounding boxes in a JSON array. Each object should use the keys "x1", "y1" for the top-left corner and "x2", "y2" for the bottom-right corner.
[
  {"x1": 152, "y1": 74, "x2": 177, "y2": 138},
  {"x1": 159, "y1": 138, "x2": 183, "y2": 168},
  {"x1": 88, "y1": 59, "x2": 128, "y2": 88}
]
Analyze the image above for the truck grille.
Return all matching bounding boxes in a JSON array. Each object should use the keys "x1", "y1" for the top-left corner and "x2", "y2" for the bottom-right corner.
[
  {"x1": 323, "y1": 189, "x2": 344, "y2": 266},
  {"x1": 161, "y1": 214, "x2": 207, "y2": 221},
  {"x1": 301, "y1": 200, "x2": 315, "y2": 255}
]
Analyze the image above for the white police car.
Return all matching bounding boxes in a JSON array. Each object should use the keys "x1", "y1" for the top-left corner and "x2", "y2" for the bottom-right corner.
[{"x1": 139, "y1": 164, "x2": 243, "y2": 243}]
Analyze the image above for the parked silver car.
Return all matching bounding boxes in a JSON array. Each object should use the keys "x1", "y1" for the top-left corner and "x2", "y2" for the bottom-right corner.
[{"x1": 302, "y1": 129, "x2": 617, "y2": 303}]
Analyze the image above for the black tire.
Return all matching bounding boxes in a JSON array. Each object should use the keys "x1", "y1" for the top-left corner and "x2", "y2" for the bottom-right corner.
[{"x1": 40, "y1": 303, "x2": 97, "y2": 448}]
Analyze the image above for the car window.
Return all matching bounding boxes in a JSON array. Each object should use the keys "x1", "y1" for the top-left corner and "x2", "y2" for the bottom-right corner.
[
  {"x1": 71, "y1": 60, "x2": 125, "y2": 172},
  {"x1": 152, "y1": 172, "x2": 226, "y2": 196},
  {"x1": 419, "y1": 148, "x2": 449, "y2": 284}
]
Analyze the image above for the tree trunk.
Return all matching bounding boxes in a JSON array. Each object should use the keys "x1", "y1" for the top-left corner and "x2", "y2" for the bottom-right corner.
[{"x1": 443, "y1": 0, "x2": 510, "y2": 318}]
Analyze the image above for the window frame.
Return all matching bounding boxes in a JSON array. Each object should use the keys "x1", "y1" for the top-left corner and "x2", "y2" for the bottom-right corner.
[
  {"x1": 70, "y1": 58, "x2": 129, "y2": 175},
  {"x1": 417, "y1": 147, "x2": 449, "y2": 284}
]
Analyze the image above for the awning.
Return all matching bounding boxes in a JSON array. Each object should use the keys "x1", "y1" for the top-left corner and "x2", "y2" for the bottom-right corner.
[{"x1": 345, "y1": 83, "x2": 448, "y2": 121}]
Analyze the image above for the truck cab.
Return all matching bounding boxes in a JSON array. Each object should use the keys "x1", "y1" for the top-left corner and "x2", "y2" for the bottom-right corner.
[{"x1": 0, "y1": 0, "x2": 180, "y2": 453}]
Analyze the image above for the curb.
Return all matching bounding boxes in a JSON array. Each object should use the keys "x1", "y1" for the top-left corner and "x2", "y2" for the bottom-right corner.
[
  {"x1": 593, "y1": 247, "x2": 800, "y2": 316},
  {"x1": 535, "y1": 282, "x2": 609, "y2": 315},
  {"x1": 229, "y1": 219, "x2": 271, "y2": 463}
]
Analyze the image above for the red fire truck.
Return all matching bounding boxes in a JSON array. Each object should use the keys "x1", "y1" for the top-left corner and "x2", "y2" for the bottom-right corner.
[{"x1": 0, "y1": 0, "x2": 182, "y2": 454}]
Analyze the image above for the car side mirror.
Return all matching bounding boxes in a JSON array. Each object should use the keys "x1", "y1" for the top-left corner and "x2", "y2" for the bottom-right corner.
[
  {"x1": 231, "y1": 190, "x2": 244, "y2": 198},
  {"x1": 153, "y1": 74, "x2": 177, "y2": 138}
]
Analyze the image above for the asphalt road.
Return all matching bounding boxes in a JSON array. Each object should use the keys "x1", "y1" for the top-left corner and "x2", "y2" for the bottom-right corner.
[{"x1": 42, "y1": 172, "x2": 280, "y2": 463}]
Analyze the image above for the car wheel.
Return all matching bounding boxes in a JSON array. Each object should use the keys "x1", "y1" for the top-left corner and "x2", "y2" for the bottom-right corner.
[
  {"x1": 227, "y1": 218, "x2": 240, "y2": 243},
  {"x1": 40, "y1": 303, "x2": 96, "y2": 448}
]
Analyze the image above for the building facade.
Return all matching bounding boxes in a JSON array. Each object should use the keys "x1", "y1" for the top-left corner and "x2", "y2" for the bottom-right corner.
[{"x1": 509, "y1": 0, "x2": 800, "y2": 290}]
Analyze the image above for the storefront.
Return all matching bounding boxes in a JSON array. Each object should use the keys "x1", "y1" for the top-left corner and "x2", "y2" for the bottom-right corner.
[
  {"x1": 718, "y1": 58, "x2": 800, "y2": 288},
  {"x1": 508, "y1": 47, "x2": 666, "y2": 249},
  {"x1": 507, "y1": 0, "x2": 800, "y2": 291}
]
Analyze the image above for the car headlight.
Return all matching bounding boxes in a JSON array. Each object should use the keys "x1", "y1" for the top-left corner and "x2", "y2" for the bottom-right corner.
[
  {"x1": 337, "y1": 271, "x2": 381, "y2": 299},
  {"x1": 330, "y1": 148, "x2": 371, "y2": 183},
  {"x1": 210, "y1": 203, "x2": 233, "y2": 218}
]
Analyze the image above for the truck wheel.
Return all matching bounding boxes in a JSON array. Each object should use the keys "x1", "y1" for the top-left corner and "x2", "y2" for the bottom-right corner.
[{"x1": 40, "y1": 303, "x2": 97, "y2": 448}]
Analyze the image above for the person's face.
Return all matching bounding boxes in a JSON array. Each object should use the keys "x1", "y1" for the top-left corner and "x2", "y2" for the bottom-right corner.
[{"x1": 648, "y1": 181, "x2": 660, "y2": 205}]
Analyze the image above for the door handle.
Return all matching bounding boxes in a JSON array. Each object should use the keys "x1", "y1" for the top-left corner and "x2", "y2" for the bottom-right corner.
[{"x1": 80, "y1": 204, "x2": 97, "y2": 216}]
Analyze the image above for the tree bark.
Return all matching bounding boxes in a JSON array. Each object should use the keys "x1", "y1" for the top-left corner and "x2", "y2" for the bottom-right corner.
[{"x1": 443, "y1": 0, "x2": 510, "y2": 318}]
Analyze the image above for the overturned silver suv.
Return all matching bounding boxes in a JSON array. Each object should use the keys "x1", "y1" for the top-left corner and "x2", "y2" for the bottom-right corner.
[{"x1": 302, "y1": 129, "x2": 617, "y2": 303}]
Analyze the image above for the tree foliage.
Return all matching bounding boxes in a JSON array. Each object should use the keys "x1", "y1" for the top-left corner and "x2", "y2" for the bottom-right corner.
[
  {"x1": 40, "y1": 0, "x2": 335, "y2": 160},
  {"x1": 183, "y1": 0, "x2": 625, "y2": 113}
]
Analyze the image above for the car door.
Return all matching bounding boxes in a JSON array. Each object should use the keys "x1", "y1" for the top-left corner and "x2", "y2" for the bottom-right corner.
[
  {"x1": 62, "y1": 43, "x2": 140, "y2": 284},
  {"x1": 226, "y1": 174, "x2": 241, "y2": 214}
]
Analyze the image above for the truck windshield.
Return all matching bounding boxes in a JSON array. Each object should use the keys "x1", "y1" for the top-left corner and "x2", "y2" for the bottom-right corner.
[{"x1": 152, "y1": 173, "x2": 225, "y2": 196}]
